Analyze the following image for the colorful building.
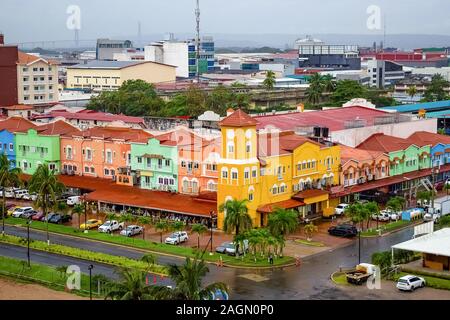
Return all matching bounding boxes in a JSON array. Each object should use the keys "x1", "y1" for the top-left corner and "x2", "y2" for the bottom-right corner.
[
  {"x1": 0, "y1": 117, "x2": 37, "y2": 167},
  {"x1": 340, "y1": 145, "x2": 390, "y2": 187},
  {"x1": 407, "y1": 131, "x2": 450, "y2": 167},
  {"x1": 130, "y1": 137, "x2": 178, "y2": 192},
  {"x1": 15, "y1": 120, "x2": 79, "y2": 174},
  {"x1": 59, "y1": 126, "x2": 152, "y2": 181},
  {"x1": 217, "y1": 109, "x2": 341, "y2": 228},
  {"x1": 357, "y1": 133, "x2": 432, "y2": 177}
]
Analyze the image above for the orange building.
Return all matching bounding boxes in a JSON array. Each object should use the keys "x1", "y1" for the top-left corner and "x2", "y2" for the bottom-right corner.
[
  {"x1": 60, "y1": 126, "x2": 152, "y2": 181},
  {"x1": 155, "y1": 127, "x2": 221, "y2": 195}
]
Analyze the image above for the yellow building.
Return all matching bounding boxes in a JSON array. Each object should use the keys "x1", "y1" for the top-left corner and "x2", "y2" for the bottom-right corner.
[
  {"x1": 66, "y1": 60, "x2": 176, "y2": 92},
  {"x1": 217, "y1": 109, "x2": 341, "y2": 229}
]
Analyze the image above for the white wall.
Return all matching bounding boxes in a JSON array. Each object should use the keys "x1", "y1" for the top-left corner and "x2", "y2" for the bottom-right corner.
[
  {"x1": 331, "y1": 118, "x2": 438, "y2": 147},
  {"x1": 144, "y1": 42, "x2": 188, "y2": 78}
]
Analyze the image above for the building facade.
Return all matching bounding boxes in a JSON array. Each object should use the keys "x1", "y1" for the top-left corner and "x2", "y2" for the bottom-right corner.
[
  {"x1": 0, "y1": 117, "x2": 37, "y2": 167},
  {"x1": 96, "y1": 39, "x2": 133, "y2": 60}
]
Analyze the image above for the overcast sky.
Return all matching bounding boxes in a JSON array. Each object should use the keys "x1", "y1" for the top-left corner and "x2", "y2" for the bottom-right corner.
[{"x1": 2, "y1": 0, "x2": 450, "y2": 44}]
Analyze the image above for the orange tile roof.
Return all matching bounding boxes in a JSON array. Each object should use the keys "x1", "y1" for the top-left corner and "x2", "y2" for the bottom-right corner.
[
  {"x1": 293, "y1": 189, "x2": 329, "y2": 200},
  {"x1": 356, "y1": 133, "x2": 415, "y2": 153},
  {"x1": 340, "y1": 144, "x2": 384, "y2": 163},
  {"x1": 258, "y1": 131, "x2": 321, "y2": 157},
  {"x1": 36, "y1": 120, "x2": 81, "y2": 136},
  {"x1": 0, "y1": 117, "x2": 38, "y2": 133},
  {"x1": 219, "y1": 109, "x2": 258, "y2": 127},
  {"x1": 17, "y1": 51, "x2": 58, "y2": 65},
  {"x1": 73, "y1": 126, "x2": 152, "y2": 143},
  {"x1": 407, "y1": 131, "x2": 450, "y2": 147},
  {"x1": 1, "y1": 104, "x2": 33, "y2": 110},
  {"x1": 257, "y1": 199, "x2": 305, "y2": 213}
]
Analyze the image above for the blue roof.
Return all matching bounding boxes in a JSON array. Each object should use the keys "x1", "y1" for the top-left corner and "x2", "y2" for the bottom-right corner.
[
  {"x1": 424, "y1": 110, "x2": 450, "y2": 118},
  {"x1": 380, "y1": 100, "x2": 450, "y2": 113}
]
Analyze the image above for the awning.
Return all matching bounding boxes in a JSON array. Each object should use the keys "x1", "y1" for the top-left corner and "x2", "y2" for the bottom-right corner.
[
  {"x1": 392, "y1": 228, "x2": 450, "y2": 257},
  {"x1": 292, "y1": 189, "x2": 329, "y2": 204},
  {"x1": 257, "y1": 199, "x2": 305, "y2": 214}
]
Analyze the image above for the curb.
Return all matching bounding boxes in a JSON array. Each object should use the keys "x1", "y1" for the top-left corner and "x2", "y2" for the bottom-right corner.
[
  {"x1": 4, "y1": 223, "x2": 295, "y2": 270},
  {"x1": 360, "y1": 221, "x2": 422, "y2": 238},
  {"x1": 330, "y1": 271, "x2": 348, "y2": 286}
]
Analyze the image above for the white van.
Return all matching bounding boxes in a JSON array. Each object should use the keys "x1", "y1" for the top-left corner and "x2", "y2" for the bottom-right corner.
[
  {"x1": 14, "y1": 189, "x2": 28, "y2": 199},
  {"x1": 66, "y1": 196, "x2": 80, "y2": 206}
]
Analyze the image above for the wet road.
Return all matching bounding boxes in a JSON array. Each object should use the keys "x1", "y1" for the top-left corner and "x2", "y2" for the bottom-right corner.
[{"x1": 1, "y1": 224, "x2": 428, "y2": 299}]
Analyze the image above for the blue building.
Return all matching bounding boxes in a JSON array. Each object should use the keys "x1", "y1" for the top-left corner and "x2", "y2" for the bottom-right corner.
[
  {"x1": 188, "y1": 37, "x2": 215, "y2": 78},
  {"x1": 0, "y1": 117, "x2": 37, "y2": 167}
]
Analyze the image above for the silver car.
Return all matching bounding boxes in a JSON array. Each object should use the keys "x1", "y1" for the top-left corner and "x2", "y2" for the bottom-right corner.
[{"x1": 120, "y1": 225, "x2": 143, "y2": 237}]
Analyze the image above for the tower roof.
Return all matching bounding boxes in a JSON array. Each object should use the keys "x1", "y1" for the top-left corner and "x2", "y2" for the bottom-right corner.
[{"x1": 219, "y1": 109, "x2": 258, "y2": 128}]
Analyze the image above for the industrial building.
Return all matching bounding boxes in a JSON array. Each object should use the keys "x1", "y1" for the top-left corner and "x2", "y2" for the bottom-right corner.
[{"x1": 96, "y1": 39, "x2": 134, "y2": 60}]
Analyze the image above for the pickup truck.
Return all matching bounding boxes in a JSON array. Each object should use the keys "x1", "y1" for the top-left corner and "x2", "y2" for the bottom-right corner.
[
  {"x1": 98, "y1": 220, "x2": 124, "y2": 233},
  {"x1": 346, "y1": 263, "x2": 377, "y2": 285}
]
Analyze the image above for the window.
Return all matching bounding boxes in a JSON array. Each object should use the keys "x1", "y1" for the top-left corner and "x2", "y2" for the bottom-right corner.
[
  {"x1": 244, "y1": 171, "x2": 250, "y2": 179},
  {"x1": 246, "y1": 142, "x2": 251, "y2": 153},
  {"x1": 9, "y1": 144, "x2": 13, "y2": 151},
  {"x1": 158, "y1": 159, "x2": 163, "y2": 168},
  {"x1": 272, "y1": 185, "x2": 278, "y2": 195},
  {"x1": 39, "y1": 67, "x2": 44, "y2": 72},
  {"x1": 66, "y1": 147, "x2": 73, "y2": 159},
  {"x1": 248, "y1": 193, "x2": 254, "y2": 201},
  {"x1": 137, "y1": 157, "x2": 142, "y2": 164},
  {"x1": 165, "y1": 159, "x2": 170, "y2": 167},
  {"x1": 23, "y1": 67, "x2": 28, "y2": 72},
  {"x1": 48, "y1": 163, "x2": 56, "y2": 171},
  {"x1": 227, "y1": 143, "x2": 234, "y2": 154},
  {"x1": 146, "y1": 157, "x2": 151, "y2": 168},
  {"x1": 252, "y1": 169, "x2": 257, "y2": 178},
  {"x1": 181, "y1": 161, "x2": 186, "y2": 168},
  {"x1": 104, "y1": 168, "x2": 110, "y2": 176},
  {"x1": 90, "y1": 167, "x2": 95, "y2": 173},
  {"x1": 33, "y1": 67, "x2": 38, "y2": 72},
  {"x1": 231, "y1": 171, "x2": 238, "y2": 180},
  {"x1": 222, "y1": 170, "x2": 228, "y2": 179},
  {"x1": 86, "y1": 149, "x2": 92, "y2": 161},
  {"x1": 84, "y1": 166, "x2": 89, "y2": 173},
  {"x1": 193, "y1": 162, "x2": 199, "y2": 169}
]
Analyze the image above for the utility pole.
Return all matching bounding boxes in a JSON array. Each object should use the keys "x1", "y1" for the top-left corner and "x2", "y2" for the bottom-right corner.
[{"x1": 195, "y1": 0, "x2": 201, "y2": 83}]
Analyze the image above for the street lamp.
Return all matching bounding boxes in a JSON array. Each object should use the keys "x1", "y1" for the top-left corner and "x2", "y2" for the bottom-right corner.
[
  {"x1": 27, "y1": 218, "x2": 31, "y2": 267},
  {"x1": 88, "y1": 264, "x2": 94, "y2": 300}
]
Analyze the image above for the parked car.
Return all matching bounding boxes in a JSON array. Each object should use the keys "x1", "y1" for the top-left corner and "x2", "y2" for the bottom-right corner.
[
  {"x1": 165, "y1": 231, "x2": 189, "y2": 245},
  {"x1": 11, "y1": 207, "x2": 34, "y2": 218},
  {"x1": 424, "y1": 212, "x2": 440, "y2": 223},
  {"x1": 216, "y1": 242, "x2": 235, "y2": 254},
  {"x1": 328, "y1": 224, "x2": 358, "y2": 237},
  {"x1": 334, "y1": 204, "x2": 349, "y2": 216},
  {"x1": 22, "y1": 192, "x2": 38, "y2": 201},
  {"x1": 66, "y1": 196, "x2": 81, "y2": 206},
  {"x1": 32, "y1": 211, "x2": 45, "y2": 221},
  {"x1": 372, "y1": 211, "x2": 390, "y2": 222},
  {"x1": 224, "y1": 240, "x2": 249, "y2": 256},
  {"x1": 80, "y1": 219, "x2": 102, "y2": 230},
  {"x1": 48, "y1": 214, "x2": 72, "y2": 224},
  {"x1": 7, "y1": 205, "x2": 21, "y2": 216},
  {"x1": 98, "y1": 220, "x2": 124, "y2": 233},
  {"x1": 43, "y1": 213, "x2": 58, "y2": 222},
  {"x1": 346, "y1": 263, "x2": 377, "y2": 285},
  {"x1": 21, "y1": 210, "x2": 38, "y2": 219},
  {"x1": 5, "y1": 188, "x2": 20, "y2": 198},
  {"x1": 120, "y1": 225, "x2": 143, "y2": 237},
  {"x1": 396, "y1": 275, "x2": 426, "y2": 291},
  {"x1": 14, "y1": 189, "x2": 28, "y2": 199}
]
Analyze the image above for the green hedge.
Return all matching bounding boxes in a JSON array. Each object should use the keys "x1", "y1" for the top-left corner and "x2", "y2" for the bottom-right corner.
[{"x1": 0, "y1": 234, "x2": 168, "y2": 275}]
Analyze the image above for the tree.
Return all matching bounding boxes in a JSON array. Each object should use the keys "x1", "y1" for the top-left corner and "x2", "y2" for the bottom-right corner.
[
  {"x1": 105, "y1": 268, "x2": 169, "y2": 300},
  {"x1": 267, "y1": 208, "x2": 299, "y2": 238},
  {"x1": 140, "y1": 253, "x2": 157, "y2": 271},
  {"x1": 0, "y1": 155, "x2": 21, "y2": 236},
  {"x1": 219, "y1": 199, "x2": 252, "y2": 257},
  {"x1": 322, "y1": 74, "x2": 336, "y2": 93},
  {"x1": 303, "y1": 223, "x2": 318, "y2": 241},
  {"x1": 28, "y1": 164, "x2": 65, "y2": 245},
  {"x1": 166, "y1": 257, "x2": 228, "y2": 300},
  {"x1": 191, "y1": 224, "x2": 208, "y2": 248},
  {"x1": 407, "y1": 86, "x2": 417, "y2": 102},
  {"x1": 71, "y1": 203, "x2": 84, "y2": 229},
  {"x1": 423, "y1": 74, "x2": 449, "y2": 102},
  {"x1": 416, "y1": 190, "x2": 434, "y2": 206},
  {"x1": 155, "y1": 219, "x2": 170, "y2": 243},
  {"x1": 365, "y1": 201, "x2": 379, "y2": 229},
  {"x1": 331, "y1": 80, "x2": 367, "y2": 105},
  {"x1": 305, "y1": 73, "x2": 324, "y2": 106},
  {"x1": 386, "y1": 196, "x2": 405, "y2": 213},
  {"x1": 119, "y1": 212, "x2": 135, "y2": 230},
  {"x1": 184, "y1": 85, "x2": 208, "y2": 117},
  {"x1": 344, "y1": 203, "x2": 365, "y2": 230},
  {"x1": 263, "y1": 71, "x2": 276, "y2": 91},
  {"x1": 137, "y1": 216, "x2": 152, "y2": 240}
]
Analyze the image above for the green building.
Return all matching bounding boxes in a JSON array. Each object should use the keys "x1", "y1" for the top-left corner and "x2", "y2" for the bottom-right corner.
[
  {"x1": 130, "y1": 137, "x2": 178, "y2": 192},
  {"x1": 14, "y1": 121, "x2": 79, "y2": 175}
]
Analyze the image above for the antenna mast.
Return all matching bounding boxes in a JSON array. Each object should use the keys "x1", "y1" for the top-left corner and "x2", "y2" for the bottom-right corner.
[{"x1": 195, "y1": 0, "x2": 201, "y2": 83}]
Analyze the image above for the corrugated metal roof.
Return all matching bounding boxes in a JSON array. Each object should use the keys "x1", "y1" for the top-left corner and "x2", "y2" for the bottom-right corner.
[{"x1": 380, "y1": 100, "x2": 450, "y2": 113}]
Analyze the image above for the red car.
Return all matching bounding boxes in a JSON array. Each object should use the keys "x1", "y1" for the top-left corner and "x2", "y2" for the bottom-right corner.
[{"x1": 32, "y1": 211, "x2": 45, "y2": 221}]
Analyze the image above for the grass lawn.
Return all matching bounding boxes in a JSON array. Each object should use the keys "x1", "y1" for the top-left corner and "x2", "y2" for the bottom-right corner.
[
  {"x1": 361, "y1": 220, "x2": 411, "y2": 237},
  {"x1": 393, "y1": 272, "x2": 450, "y2": 291},
  {"x1": 0, "y1": 234, "x2": 168, "y2": 275},
  {"x1": 3, "y1": 217, "x2": 295, "y2": 268},
  {"x1": 294, "y1": 239, "x2": 325, "y2": 247},
  {"x1": 0, "y1": 255, "x2": 100, "y2": 298}
]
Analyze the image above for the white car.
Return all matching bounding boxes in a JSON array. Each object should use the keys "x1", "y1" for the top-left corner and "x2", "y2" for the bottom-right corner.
[
  {"x1": 335, "y1": 204, "x2": 349, "y2": 216},
  {"x1": 165, "y1": 231, "x2": 189, "y2": 245},
  {"x1": 120, "y1": 225, "x2": 143, "y2": 237},
  {"x1": 5, "y1": 188, "x2": 20, "y2": 198},
  {"x1": 66, "y1": 196, "x2": 81, "y2": 206},
  {"x1": 424, "y1": 213, "x2": 440, "y2": 223},
  {"x1": 372, "y1": 211, "x2": 390, "y2": 222},
  {"x1": 11, "y1": 207, "x2": 34, "y2": 218},
  {"x1": 22, "y1": 192, "x2": 38, "y2": 201},
  {"x1": 396, "y1": 275, "x2": 426, "y2": 291},
  {"x1": 14, "y1": 189, "x2": 28, "y2": 199},
  {"x1": 98, "y1": 220, "x2": 124, "y2": 233}
]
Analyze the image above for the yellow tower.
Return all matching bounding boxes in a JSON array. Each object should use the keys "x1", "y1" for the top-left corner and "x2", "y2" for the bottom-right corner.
[{"x1": 217, "y1": 109, "x2": 261, "y2": 228}]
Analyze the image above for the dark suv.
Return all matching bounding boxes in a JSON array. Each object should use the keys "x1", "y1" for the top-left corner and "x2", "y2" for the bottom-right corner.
[
  {"x1": 48, "y1": 213, "x2": 72, "y2": 224},
  {"x1": 328, "y1": 224, "x2": 358, "y2": 237}
]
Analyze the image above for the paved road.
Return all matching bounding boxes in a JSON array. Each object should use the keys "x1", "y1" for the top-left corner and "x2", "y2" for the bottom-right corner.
[{"x1": 3, "y1": 224, "x2": 450, "y2": 300}]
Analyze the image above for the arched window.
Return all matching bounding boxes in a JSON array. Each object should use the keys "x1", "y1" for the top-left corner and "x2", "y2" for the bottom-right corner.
[
  {"x1": 221, "y1": 167, "x2": 228, "y2": 179},
  {"x1": 231, "y1": 168, "x2": 238, "y2": 180},
  {"x1": 271, "y1": 184, "x2": 278, "y2": 195}
]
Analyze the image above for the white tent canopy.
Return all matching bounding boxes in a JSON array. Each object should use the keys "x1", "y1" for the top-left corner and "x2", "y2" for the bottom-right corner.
[{"x1": 392, "y1": 228, "x2": 450, "y2": 257}]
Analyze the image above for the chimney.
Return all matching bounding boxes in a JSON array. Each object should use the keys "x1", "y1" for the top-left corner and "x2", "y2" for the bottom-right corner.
[{"x1": 0, "y1": 33, "x2": 4, "y2": 46}]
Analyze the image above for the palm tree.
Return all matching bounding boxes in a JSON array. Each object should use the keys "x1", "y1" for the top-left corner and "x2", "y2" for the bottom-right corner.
[
  {"x1": 72, "y1": 203, "x2": 84, "y2": 229},
  {"x1": 364, "y1": 202, "x2": 379, "y2": 230},
  {"x1": 303, "y1": 223, "x2": 318, "y2": 241},
  {"x1": 219, "y1": 199, "x2": 252, "y2": 256},
  {"x1": 105, "y1": 268, "x2": 169, "y2": 300},
  {"x1": 119, "y1": 212, "x2": 135, "y2": 230},
  {"x1": 263, "y1": 71, "x2": 276, "y2": 91},
  {"x1": 167, "y1": 257, "x2": 228, "y2": 300},
  {"x1": 137, "y1": 216, "x2": 151, "y2": 240},
  {"x1": 267, "y1": 208, "x2": 299, "y2": 238},
  {"x1": 28, "y1": 164, "x2": 65, "y2": 245},
  {"x1": 344, "y1": 203, "x2": 365, "y2": 231},
  {"x1": 155, "y1": 219, "x2": 170, "y2": 243},
  {"x1": 407, "y1": 85, "x2": 417, "y2": 102},
  {"x1": 191, "y1": 223, "x2": 208, "y2": 248},
  {"x1": 322, "y1": 74, "x2": 336, "y2": 93},
  {"x1": 306, "y1": 73, "x2": 324, "y2": 106},
  {"x1": 0, "y1": 155, "x2": 21, "y2": 236},
  {"x1": 140, "y1": 253, "x2": 157, "y2": 271}
]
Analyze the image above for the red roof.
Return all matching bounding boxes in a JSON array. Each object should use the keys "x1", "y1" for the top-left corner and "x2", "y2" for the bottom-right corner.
[
  {"x1": 407, "y1": 131, "x2": 450, "y2": 147},
  {"x1": 219, "y1": 109, "x2": 258, "y2": 127},
  {"x1": 72, "y1": 126, "x2": 152, "y2": 143},
  {"x1": 0, "y1": 117, "x2": 37, "y2": 133},
  {"x1": 258, "y1": 131, "x2": 321, "y2": 157},
  {"x1": 36, "y1": 120, "x2": 81, "y2": 136},
  {"x1": 257, "y1": 199, "x2": 305, "y2": 213},
  {"x1": 17, "y1": 51, "x2": 58, "y2": 65},
  {"x1": 1, "y1": 104, "x2": 33, "y2": 110},
  {"x1": 254, "y1": 106, "x2": 390, "y2": 131},
  {"x1": 31, "y1": 110, "x2": 145, "y2": 124},
  {"x1": 340, "y1": 144, "x2": 384, "y2": 163},
  {"x1": 356, "y1": 133, "x2": 416, "y2": 153}
]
